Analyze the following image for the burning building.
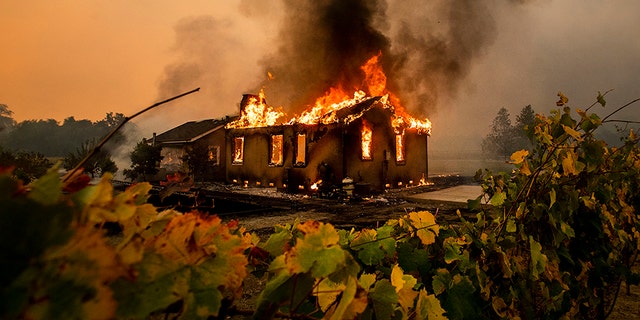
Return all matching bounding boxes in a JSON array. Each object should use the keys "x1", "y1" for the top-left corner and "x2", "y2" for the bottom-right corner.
[
  {"x1": 224, "y1": 91, "x2": 429, "y2": 193},
  {"x1": 155, "y1": 54, "x2": 431, "y2": 194}
]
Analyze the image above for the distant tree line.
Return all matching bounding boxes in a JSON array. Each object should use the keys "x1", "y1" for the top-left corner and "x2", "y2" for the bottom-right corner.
[
  {"x1": 0, "y1": 105, "x2": 125, "y2": 157},
  {"x1": 0, "y1": 104, "x2": 126, "y2": 180},
  {"x1": 482, "y1": 105, "x2": 536, "y2": 160}
]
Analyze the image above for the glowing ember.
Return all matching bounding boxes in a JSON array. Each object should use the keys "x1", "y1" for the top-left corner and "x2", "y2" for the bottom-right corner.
[
  {"x1": 361, "y1": 119, "x2": 373, "y2": 160},
  {"x1": 310, "y1": 179, "x2": 322, "y2": 191}
]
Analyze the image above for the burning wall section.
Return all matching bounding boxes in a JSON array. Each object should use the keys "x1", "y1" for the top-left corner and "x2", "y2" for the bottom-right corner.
[{"x1": 225, "y1": 96, "x2": 428, "y2": 193}]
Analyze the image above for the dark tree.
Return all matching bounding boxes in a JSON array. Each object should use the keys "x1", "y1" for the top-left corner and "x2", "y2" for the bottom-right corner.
[
  {"x1": 0, "y1": 146, "x2": 52, "y2": 183},
  {"x1": 181, "y1": 145, "x2": 213, "y2": 182},
  {"x1": 63, "y1": 139, "x2": 118, "y2": 178},
  {"x1": 0, "y1": 104, "x2": 15, "y2": 132},
  {"x1": 514, "y1": 105, "x2": 536, "y2": 150},
  {"x1": 482, "y1": 105, "x2": 537, "y2": 159},
  {"x1": 482, "y1": 107, "x2": 517, "y2": 159},
  {"x1": 123, "y1": 139, "x2": 163, "y2": 181},
  {"x1": 0, "y1": 112, "x2": 127, "y2": 157}
]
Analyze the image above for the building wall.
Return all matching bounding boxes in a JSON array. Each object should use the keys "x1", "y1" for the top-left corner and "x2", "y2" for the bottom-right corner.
[
  {"x1": 224, "y1": 105, "x2": 428, "y2": 193},
  {"x1": 194, "y1": 128, "x2": 228, "y2": 181},
  {"x1": 159, "y1": 128, "x2": 228, "y2": 181}
]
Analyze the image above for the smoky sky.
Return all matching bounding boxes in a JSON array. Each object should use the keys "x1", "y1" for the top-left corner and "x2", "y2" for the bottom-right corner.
[
  {"x1": 254, "y1": 0, "x2": 497, "y2": 117},
  {"x1": 152, "y1": 0, "x2": 639, "y2": 154}
]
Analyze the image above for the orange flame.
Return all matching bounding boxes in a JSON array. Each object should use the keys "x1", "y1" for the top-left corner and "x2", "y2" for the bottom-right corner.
[
  {"x1": 226, "y1": 89, "x2": 285, "y2": 129},
  {"x1": 228, "y1": 53, "x2": 430, "y2": 135},
  {"x1": 361, "y1": 119, "x2": 373, "y2": 160},
  {"x1": 396, "y1": 133, "x2": 405, "y2": 162}
]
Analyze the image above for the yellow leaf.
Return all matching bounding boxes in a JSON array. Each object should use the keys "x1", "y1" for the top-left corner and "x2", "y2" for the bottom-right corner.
[
  {"x1": 325, "y1": 277, "x2": 367, "y2": 320},
  {"x1": 391, "y1": 264, "x2": 406, "y2": 293},
  {"x1": 519, "y1": 160, "x2": 532, "y2": 176},
  {"x1": 509, "y1": 150, "x2": 529, "y2": 164},
  {"x1": 416, "y1": 289, "x2": 447, "y2": 320},
  {"x1": 408, "y1": 211, "x2": 440, "y2": 246},
  {"x1": 556, "y1": 91, "x2": 569, "y2": 106},
  {"x1": 315, "y1": 278, "x2": 346, "y2": 312},
  {"x1": 391, "y1": 264, "x2": 419, "y2": 314},
  {"x1": 562, "y1": 124, "x2": 583, "y2": 141},
  {"x1": 359, "y1": 273, "x2": 377, "y2": 291},
  {"x1": 561, "y1": 151, "x2": 578, "y2": 176},
  {"x1": 46, "y1": 225, "x2": 126, "y2": 319}
]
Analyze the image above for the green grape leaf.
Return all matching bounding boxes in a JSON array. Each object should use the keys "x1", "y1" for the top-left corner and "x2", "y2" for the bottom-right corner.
[
  {"x1": 506, "y1": 218, "x2": 517, "y2": 233},
  {"x1": 21, "y1": 225, "x2": 128, "y2": 320},
  {"x1": 27, "y1": 165, "x2": 62, "y2": 206},
  {"x1": 432, "y1": 268, "x2": 451, "y2": 295},
  {"x1": 262, "y1": 225, "x2": 294, "y2": 257},
  {"x1": 285, "y1": 221, "x2": 348, "y2": 278},
  {"x1": 596, "y1": 91, "x2": 606, "y2": 107},
  {"x1": 359, "y1": 273, "x2": 377, "y2": 291},
  {"x1": 369, "y1": 279, "x2": 398, "y2": 320},
  {"x1": 376, "y1": 225, "x2": 396, "y2": 254},
  {"x1": 529, "y1": 236, "x2": 547, "y2": 280},
  {"x1": 119, "y1": 213, "x2": 251, "y2": 318},
  {"x1": 351, "y1": 229, "x2": 385, "y2": 266},
  {"x1": 253, "y1": 272, "x2": 315, "y2": 319},
  {"x1": 490, "y1": 191, "x2": 506, "y2": 207},
  {"x1": 467, "y1": 196, "x2": 482, "y2": 211}
]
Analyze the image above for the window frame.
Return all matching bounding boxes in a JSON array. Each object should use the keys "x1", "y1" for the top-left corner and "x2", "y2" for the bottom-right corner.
[
  {"x1": 232, "y1": 136, "x2": 244, "y2": 165},
  {"x1": 269, "y1": 134, "x2": 284, "y2": 166}
]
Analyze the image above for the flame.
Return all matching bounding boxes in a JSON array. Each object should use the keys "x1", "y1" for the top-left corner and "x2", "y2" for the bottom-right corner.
[
  {"x1": 270, "y1": 134, "x2": 284, "y2": 165},
  {"x1": 396, "y1": 133, "x2": 405, "y2": 162},
  {"x1": 233, "y1": 137, "x2": 244, "y2": 164},
  {"x1": 226, "y1": 89, "x2": 285, "y2": 129},
  {"x1": 310, "y1": 179, "x2": 322, "y2": 191},
  {"x1": 228, "y1": 53, "x2": 430, "y2": 134},
  {"x1": 361, "y1": 119, "x2": 373, "y2": 160}
]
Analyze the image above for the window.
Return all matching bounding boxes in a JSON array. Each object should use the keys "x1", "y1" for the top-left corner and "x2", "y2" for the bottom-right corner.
[
  {"x1": 395, "y1": 134, "x2": 405, "y2": 163},
  {"x1": 270, "y1": 134, "x2": 284, "y2": 166},
  {"x1": 208, "y1": 145, "x2": 220, "y2": 166},
  {"x1": 361, "y1": 120, "x2": 372, "y2": 160},
  {"x1": 295, "y1": 133, "x2": 306, "y2": 166},
  {"x1": 233, "y1": 137, "x2": 244, "y2": 164}
]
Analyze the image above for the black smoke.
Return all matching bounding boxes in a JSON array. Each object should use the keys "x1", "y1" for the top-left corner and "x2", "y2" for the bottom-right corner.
[{"x1": 258, "y1": 0, "x2": 497, "y2": 117}]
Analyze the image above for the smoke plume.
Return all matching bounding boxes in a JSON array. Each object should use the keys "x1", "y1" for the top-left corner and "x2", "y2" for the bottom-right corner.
[{"x1": 258, "y1": 0, "x2": 497, "y2": 117}]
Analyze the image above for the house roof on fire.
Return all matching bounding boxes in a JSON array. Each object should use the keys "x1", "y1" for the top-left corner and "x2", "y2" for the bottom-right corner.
[{"x1": 154, "y1": 117, "x2": 237, "y2": 144}]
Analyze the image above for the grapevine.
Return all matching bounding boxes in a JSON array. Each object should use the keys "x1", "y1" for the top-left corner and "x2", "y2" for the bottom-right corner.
[{"x1": 0, "y1": 93, "x2": 638, "y2": 319}]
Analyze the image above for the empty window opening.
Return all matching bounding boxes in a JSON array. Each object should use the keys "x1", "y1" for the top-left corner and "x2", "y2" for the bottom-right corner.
[
  {"x1": 208, "y1": 145, "x2": 220, "y2": 166},
  {"x1": 361, "y1": 120, "x2": 373, "y2": 160},
  {"x1": 395, "y1": 134, "x2": 405, "y2": 163},
  {"x1": 295, "y1": 133, "x2": 306, "y2": 166},
  {"x1": 233, "y1": 137, "x2": 244, "y2": 164},
  {"x1": 270, "y1": 134, "x2": 284, "y2": 166}
]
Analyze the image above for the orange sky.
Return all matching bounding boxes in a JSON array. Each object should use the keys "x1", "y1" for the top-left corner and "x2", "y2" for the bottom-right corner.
[
  {"x1": 0, "y1": 1, "x2": 245, "y2": 122},
  {"x1": 1, "y1": 1, "x2": 639, "y2": 152}
]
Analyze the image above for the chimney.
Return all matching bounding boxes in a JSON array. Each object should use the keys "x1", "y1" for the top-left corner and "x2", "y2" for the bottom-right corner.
[
  {"x1": 152, "y1": 132, "x2": 156, "y2": 146},
  {"x1": 239, "y1": 93, "x2": 264, "y2": 114}
]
